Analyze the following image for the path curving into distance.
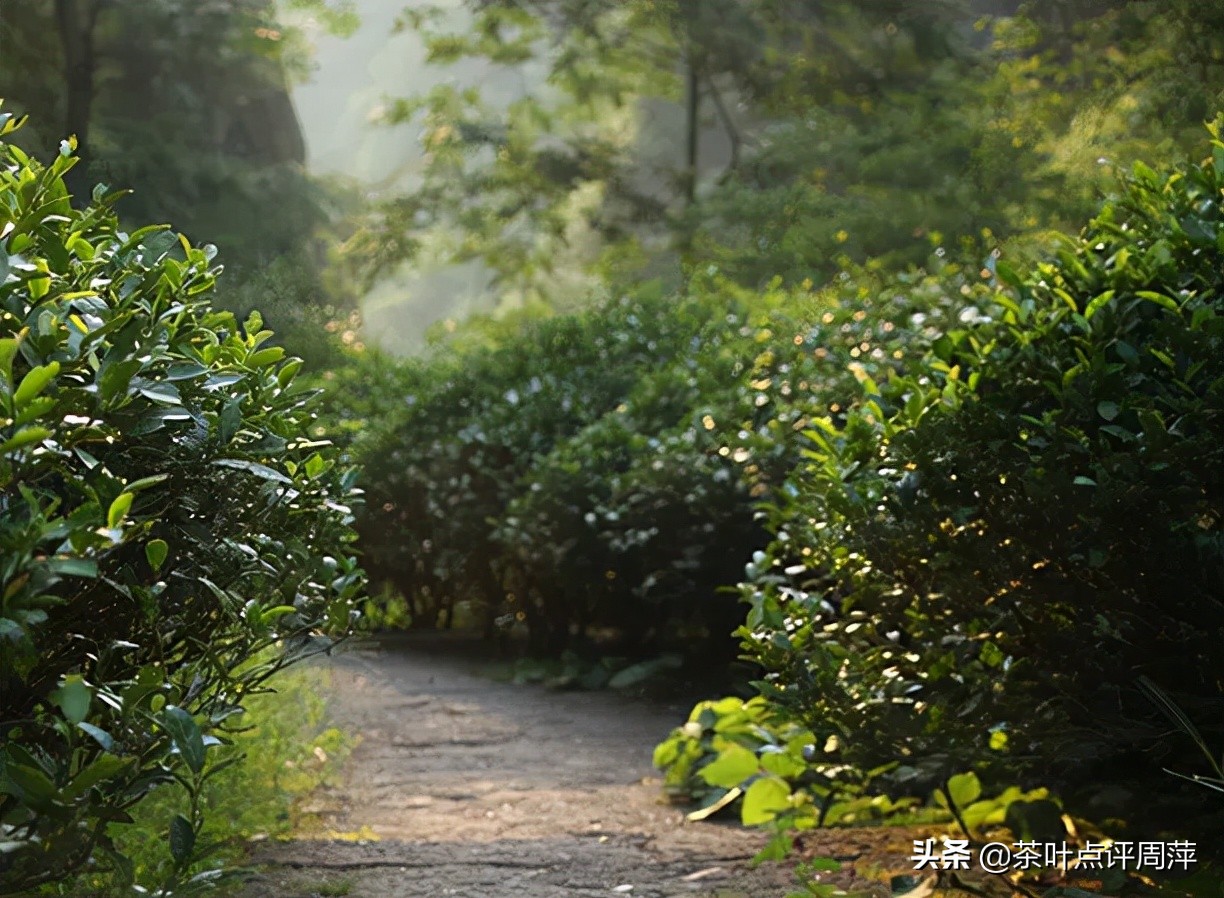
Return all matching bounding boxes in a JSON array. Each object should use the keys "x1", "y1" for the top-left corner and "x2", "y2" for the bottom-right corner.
[{"x1": 241, "y1": 635, "x2": 906, "y2": 898}]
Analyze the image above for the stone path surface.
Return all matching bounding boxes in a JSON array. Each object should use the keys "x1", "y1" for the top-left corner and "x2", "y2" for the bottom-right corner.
[{"x1": 239, "y1": 637, "x2": 910, "y2": 898}]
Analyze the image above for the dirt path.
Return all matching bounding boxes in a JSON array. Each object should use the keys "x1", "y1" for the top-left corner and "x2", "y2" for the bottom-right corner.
[{"x1": 241, "y1": 637, "x2": 910, "y2": 898}]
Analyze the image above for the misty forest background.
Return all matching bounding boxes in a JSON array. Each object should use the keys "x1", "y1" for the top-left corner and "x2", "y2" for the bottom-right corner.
[{"x1": 1, "y1": 0, "x2": 1223, "y2": 894}]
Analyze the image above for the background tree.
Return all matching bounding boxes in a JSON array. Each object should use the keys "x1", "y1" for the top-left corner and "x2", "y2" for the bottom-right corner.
[
  {"x1": 1, "y1": 0, "x2": 357, "y2": 276},
  {"x1": 348, "y1": 0, "x2": 1224, "y2": 302}
]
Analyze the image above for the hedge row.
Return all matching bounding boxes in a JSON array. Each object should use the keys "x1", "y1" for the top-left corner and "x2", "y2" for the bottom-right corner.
[
  {"x1": 659, "y1": 133, "x2": 1224, "y2": 845},
  {"x1": 332, "y1": 252, "x2": 986, "y2": 662},
  {"x1": 0, "y1": 112, "x2": 361, "y2": 893},
  {"x1": 341, "y1": 131, "x2": 1224, "y2": 847}
]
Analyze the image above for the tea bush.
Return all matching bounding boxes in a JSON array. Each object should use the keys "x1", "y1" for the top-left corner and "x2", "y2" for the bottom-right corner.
[
  {"x1": 723, "y1": 131, "x2": 1224, "y2": 836},
  {"x1": 65, "y1": 662, "x2": 352, "y2": 894},
  {"x1": 349, "y1": 284, "x2": 755, "y2": 653},
  {"x1": 343, "y1": 253, "x2": 987, "y2": 660},
  {"x1": 0, "y1": 112, "x2": 362, "y2": 893}
]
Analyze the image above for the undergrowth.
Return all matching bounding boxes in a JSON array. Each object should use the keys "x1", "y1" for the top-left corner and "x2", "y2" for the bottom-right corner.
[{"x1": 39, "y1": 663, "x2": 353, "y2": 896}]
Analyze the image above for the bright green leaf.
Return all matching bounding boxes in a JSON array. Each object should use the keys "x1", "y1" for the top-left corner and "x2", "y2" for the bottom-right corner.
[
  {"x1": 108, "y1": 493, "x2": 134, "y2": 529},
  {"x1": 741, "y1": 776, "x2": 792, "y2": 825},
  {"x1": 146, "y1": 539, "x2": 169, "y2": 572},
  {"x1": 699, "y1": 743, "x2": 760, "y2": 788},
  {"x1": 50, "y1": 675, "x2": 93, "y2": 725},
  {"x1": 945, "y1": 771, "x2": 982, "y2": 809},
  {"x1": 12, "y1": 362, "x2": 58, "y2": 408}
]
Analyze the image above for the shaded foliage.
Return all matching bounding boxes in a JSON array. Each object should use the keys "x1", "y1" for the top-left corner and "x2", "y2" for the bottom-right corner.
[
  {"x1": 340, "y1": 286, "x2": 758, "y2": 656},
  {"x1": 0, "y1": 0, "x2": 356, "y2": 280},
  {"x1": 0, "y1": 114, "x2": 362, "y2": 893},
  {"x1": 721, "y1": 132, "x2": 1224, "y2": 845}
]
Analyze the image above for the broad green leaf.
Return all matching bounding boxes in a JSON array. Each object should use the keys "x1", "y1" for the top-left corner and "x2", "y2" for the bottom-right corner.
[
  {"x1": 1082, "y1": 290, "x2": 1115, "y2": 320},
  {"x1": 945, "y1": 771, "x2": 981, "y2": 808},
  {"x1": 126, "y1": 473, "x2": 170, "y2": 492},
  {"x1": 0, "y1": 426, "x2": 52, "y2": 454},
  {"x1": 78, "y1": 722, "x2": 115, "y2": 751},
  {"x1": 51, "y1": 675, "x2": 93, "y2": 724},
  {"x1": 219, "y1": 398, "x2": 242, "y2": 443},
  {"x1": 304, "y1": 453, "x2": 326, "y2": 478},
  {"x1": 129, "y1": 408, "x2": 193, "y2": 435},
  {"x1": 1135, "y1": 290, "x2": 1180, "y2": 312},
  {"x1": 64, "y1": 754, "x2": 129, "y2": 799},
  {"x1": 277, "y1": 358, "x2": 303, "y2": 387},
  {"x1": 160, "y1": 706, "x2": 207, "y2": 774},
  {"x1": 259, "y1": 605, "x2": 298, "y2": 627},
  {"x1": 139, "y1": 381, "x2": 182, "y2": 404},
  {"x1": 15, "y1": 395, "x2": 56, "y2": 425},
  {"x1": 760, "y1": 750, "x2": 805, "y2": 778},
  {"x1": 169, "y1": 813, "x2": 196, "y2": 863},
  {"x1": 44, "y1": 556, "x2": 98, "y2": 578},
  {"x1": 961, "y1": 797, "x2": 1012, "y2": 832},
  {"x1": 0, "y1": 334, "x2": 23, "y2": 388},
  {"x1": 146, "y1": 539, "x2": 169, "y2": 571},
  {"x1": 108, "y1": 492, "x2": 134, "y2": 528},
  {"x1": 248, "y1": 347, "x2": 285, "y2": 367},
  {"x1": 741, "y1": 776, "x2": 791, "y2": 825},
  {"x1": 27, "y1": 273, "x2": 50, "y2": 300},
  {"x1": 699, "y1": 743, "x2": 760, "y2": 788},
  {"x1": 211, "y1": 458, "x2": 293, "y2": 484},
  {"x1": 165, "y1": 362, "x2": 208, "y2": 381},
  {"x1": 99, "y1": 359, "x2": 143, "y2": 402},
  {"x1": 0, "y1": 761, "x2": 58, "y2": 807},
  {"x1": 203, "y1": 372, "x2": 244, "y2": 391}
]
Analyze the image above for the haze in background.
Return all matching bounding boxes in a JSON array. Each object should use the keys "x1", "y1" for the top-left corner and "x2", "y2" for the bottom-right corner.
[
  {"x1": 288, "y1": 1, "x2": 739, "y2": 354},
  {"x1": 289, "y1": 0, "x2": 554, "y2": 354}
]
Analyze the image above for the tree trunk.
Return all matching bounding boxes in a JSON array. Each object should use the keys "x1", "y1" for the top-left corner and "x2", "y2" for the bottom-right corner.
[
  {"x1": 54, "y1": 0, "x2": 102, "y2": 200},
  {"x1": 683, "y1": 57, "x2": 700, "y2": 207}
]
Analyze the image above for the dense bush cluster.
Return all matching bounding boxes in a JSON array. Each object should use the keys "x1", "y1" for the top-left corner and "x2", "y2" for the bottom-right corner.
[
  {"x1": 341, "y1": 286, "x2": 759, "y2": 655},
  {"x1": 0, "y1": 113, "x2": 362, "y2": 893},
  {"x1": 336, "y1": 258, "x2": 986, "y2": 661},
  {"x1": 660, "y1": 133, "x2": 1224, "y2": 845},
  {"x1": 345, "y1": 125, "x2": 1224, "y2": 853}
]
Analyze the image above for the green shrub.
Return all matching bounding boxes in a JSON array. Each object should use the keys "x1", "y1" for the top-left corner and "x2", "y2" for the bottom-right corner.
[
  {"x1": 652, "y1": 694, "x2": 1055, "y2": 858},
  {"x1": 350, "y1": 284, "x2": 753, "y2": 653},
  {"x1": 652, "y1": 695, "x2": 915, "y2": 827},
  {"x1": 0, "y1": 112, "x2": 362, "y2": 893},
  {"x1": 68, "y1": 662, "x2": 352, "y2": 894},
  {"x1": 341, "y1": 246, "x2": 990, "y2": 660},
  {"x1": 730, "y1": 129, "x2": 1224, "y2": 835}
]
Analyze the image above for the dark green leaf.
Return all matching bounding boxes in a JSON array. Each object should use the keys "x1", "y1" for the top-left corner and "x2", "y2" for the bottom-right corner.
[
  {"x1": 160, "y1": 706, "x2": 206, "y2": 774},
  {"x1": 211, "y1": 458, "x2": 292, "y2": 484},
  {"x1": 169, "y1": 813, "x2": 196, "y2": 864}
]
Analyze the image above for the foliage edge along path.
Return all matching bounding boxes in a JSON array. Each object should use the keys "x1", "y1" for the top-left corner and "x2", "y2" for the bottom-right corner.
[
  {"x1": 656, "y1": 126, "x2": 1224, "y2": 865},
  {"x1": 0, "y1": 106, "x2": 363, "y2": 896}
]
